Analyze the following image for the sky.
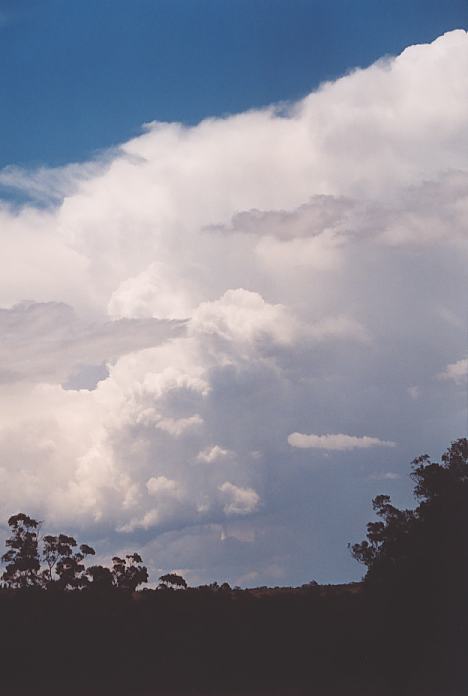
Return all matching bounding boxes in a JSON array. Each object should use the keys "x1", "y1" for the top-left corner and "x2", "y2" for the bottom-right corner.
[{"x1": 0, "y1": 1, "x2": 467, "y2": 587}]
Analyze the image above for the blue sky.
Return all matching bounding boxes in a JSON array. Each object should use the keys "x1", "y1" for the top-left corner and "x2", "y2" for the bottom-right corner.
[
  {"x1": 1, "y1": 0, "x2": 468, "y2": 168},
  {"x1": 0, "y1": 3, "x2": 467, "y2": 587}
]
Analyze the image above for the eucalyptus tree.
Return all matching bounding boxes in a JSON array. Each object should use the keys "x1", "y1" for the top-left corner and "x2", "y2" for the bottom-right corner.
[
  {"x1": 159, "y1": 572, "x2": 188, "y2": 589},
  {"x1": 2, "y1": 513, "x2": 41, "y2": 588},
  {"x1": 112, "y1": 553, "x2": 148, "y2": 591}
]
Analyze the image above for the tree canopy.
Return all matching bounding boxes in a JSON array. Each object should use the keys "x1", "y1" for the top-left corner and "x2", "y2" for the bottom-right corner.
[
  {"x1": 2, "y1": 513, "x2": 41, "y2": 589},
  {"x1": 1, "y1": 515, "x2": 147, "y2": 592},
  {"x1": 352, "y1": 437, "x2": 468, "y2": 602},
  {"x1": 159, "y1": 572, "x2": 188, "y2": 589}
]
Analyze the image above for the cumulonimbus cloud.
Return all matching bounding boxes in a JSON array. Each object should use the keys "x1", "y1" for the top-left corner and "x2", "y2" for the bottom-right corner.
[{"x1": 0, "y1": 30, "x2": 466, "y2": 585}]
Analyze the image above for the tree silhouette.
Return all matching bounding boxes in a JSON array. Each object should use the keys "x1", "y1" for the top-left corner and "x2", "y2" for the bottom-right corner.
[
  {"x1": 159, "y1": 572, "x2": 188, "y2": 589},
  {"x1": 350, "y1": 494, "x2": 417, "y2": 583},
  {"x1": 352, "y1": 438, "x2": 468, "y2": 599},
  {"x1": 1, "y1": 514, "x2": 148, "y2": 593},
  {"x1": 42, "y1": 534, "x2": 63, "y2": 585},
  {"x1": 42, "y1": 534, "x2": 96, "y2": 588},
  {"x1": 86, "y1": 564, "x2": 114, "y2": 591},
  {"x1": 112, "y1": 553, "x2": 148, "y2": 591},
  {"x1": 56, "y1": 540, "x2": 96, "y2": 590},
  {"x1": 2, "y1": 513, "x2": 41, "y2": 588}
]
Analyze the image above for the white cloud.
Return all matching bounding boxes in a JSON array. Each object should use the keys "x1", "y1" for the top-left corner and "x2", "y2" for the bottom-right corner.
[
  {"x1": 288, "y1": 433, "x2": 396, "y2": 451},
  {"x1": 146, "y1": 476, "x2": 181, "y2": 497},
  {"x1": 437, "y1": 358, "x2": 468, "y2": 385},
  {"x1": 0, "y1": 30, "x2": 466, "y2": 583},
  {"x1": 219, "y1": 482, "x2": 260, "y2": 516},
  {"x1": 108, "y1": 263, "x2": 195, "y2": 320},
  {"x1": 156, "y1": 415, "x2": 204, "y2": 437},
  {"x1": 197, "y1": 445, "x2": 233, "y2": 463},
  {"x1": 191, "y1": 289, "x2": 299, "y2": 347},
  {"x1": 0, "y1": 160, "x2": 107, "y2": 204}
]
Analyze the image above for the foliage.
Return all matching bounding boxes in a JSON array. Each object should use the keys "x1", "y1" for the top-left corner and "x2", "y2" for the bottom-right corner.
[
  {"x1": 1, "y1": 514, "x2": 146, "y2": 592},
  {"x1": 159, "y1": 572, "x2": 188, "y2": 589},
  {"x1": 42, "y1": 534, "x2": 96, "y2": 589},
  {"x1": 2, "y1": 513, "x2": 41, "y2": 588},
  {"x1": 86, "y1": 564, "x2": 114, "y2": 591},
  {"x1": 351, "y1": 438, "x2": 468, "y2": 598},
  {"x1": 112, "y1": 553, "x2": 148, "y2": 591}
]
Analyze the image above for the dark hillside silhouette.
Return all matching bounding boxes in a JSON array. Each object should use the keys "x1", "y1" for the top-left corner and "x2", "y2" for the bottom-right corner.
[{"x1": 0, "y1": 439, "x2": 465, "y2": 695}]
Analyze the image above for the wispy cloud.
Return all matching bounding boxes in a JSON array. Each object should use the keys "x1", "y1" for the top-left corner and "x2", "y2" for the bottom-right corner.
[
  {"x1": 288, "y1": 433, "x2": 396, "y2": 451},
  {"x1": 368, "y1": 472, "x2": 401, "y2": 481}
]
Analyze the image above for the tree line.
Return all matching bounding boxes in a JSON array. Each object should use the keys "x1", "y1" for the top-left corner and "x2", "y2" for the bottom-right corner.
[
  {"x1": 0, "y1": 513, "x2": 149, "y2": 591},
  {"x1": 2, "y1": 436, "x2": 467, "y2": 599},
  {"x1": 0, "y1": 438, "x2": 464, "y2": 694},
  {"x1": 0, "y1": 513, "x2": 193, "y2": 592}
]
